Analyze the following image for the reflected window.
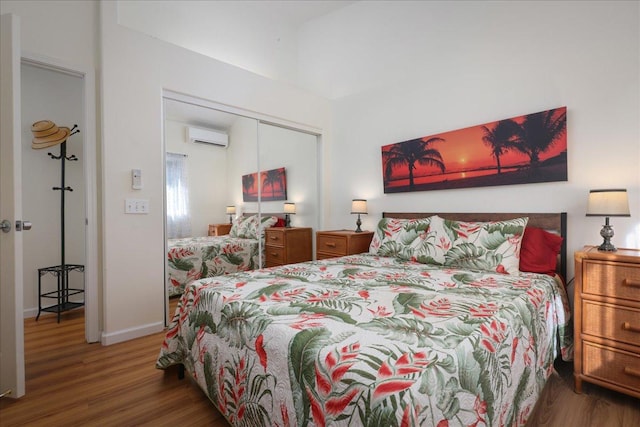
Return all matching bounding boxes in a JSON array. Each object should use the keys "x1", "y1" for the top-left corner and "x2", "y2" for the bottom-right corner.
[{"x1": 166, "y1": 152, "x2": 191, "y2": 238}]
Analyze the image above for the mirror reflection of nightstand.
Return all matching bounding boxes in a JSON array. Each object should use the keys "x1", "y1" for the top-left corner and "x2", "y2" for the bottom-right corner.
[{"x1": 208, "y1": 223, "x2": 232, "y2": 236}]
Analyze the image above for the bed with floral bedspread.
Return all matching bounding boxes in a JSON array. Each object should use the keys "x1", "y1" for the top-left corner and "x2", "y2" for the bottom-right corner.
[
  {"x1": 167, "y1": 215, "x2": 279, "y2": 297},
  {"x1": 167, "y1": 235, "x2": 261, "y2": 297},
  {"x1": 157, "y1": 252, "x2": 571, "y2": 426},
  {"x1": 158, "y1": 214, "x2": 572, "y2": 426}
]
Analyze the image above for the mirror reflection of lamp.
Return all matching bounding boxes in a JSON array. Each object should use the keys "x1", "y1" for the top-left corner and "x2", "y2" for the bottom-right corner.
[
  {"x1": 284, "y1": 202, "x2": 296, "y2": 228},
  {"x1": 586, "y1": 189, "x2": 630, "y2": 252},
  {"x1": 351, "y1": 199, "x2": 367, "y2": 233},
  {"x1": 226, "y1": 205, "x2": 236, "y2": 224}
]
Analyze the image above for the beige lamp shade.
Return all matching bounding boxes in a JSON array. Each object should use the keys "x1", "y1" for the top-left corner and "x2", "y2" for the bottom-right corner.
[
  {"x1": 284, "y1": 202, "x2": 296, "y2": 214},
  {"x1": 586, "y1": 189, "x2": 630, "y2": 217},
  {"x1": 226, "y1": 205, "x2": 236, "y2": 215},
  {"x1": 351, "y1": 199, "x2": 367, "y2": 214}
]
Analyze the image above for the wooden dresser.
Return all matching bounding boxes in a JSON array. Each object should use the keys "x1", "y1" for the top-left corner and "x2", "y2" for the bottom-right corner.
[
  {"x1": 264, "y1": 227, "x2": 312, "y2": 267},
  {"x1": 208, "y1": 223, "x2": 232, "y2": 236},
  {"x1": 574, "y1": 246, "x2": 640, "y2": 398},
  {"x1": 316, "y1": 230, "x2": 374, "y2": 260}
]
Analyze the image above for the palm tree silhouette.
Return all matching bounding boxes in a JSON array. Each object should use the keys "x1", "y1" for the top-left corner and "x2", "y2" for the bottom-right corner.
[
  {"x1": 242, "y1": 174, "x2": 255, "y2": 195},
  {"x1": 481, "y1": 119, "x2": 521, "y2": 174},
  {"x1": 515, "y1": 109, "x2": 567, "y2": 168},
  {"x1": 262, "y1": 168, "x2": 285, "y2": 198},
  {"x1": 384, "y1": 137, "x2": 445, "y2": 189}
]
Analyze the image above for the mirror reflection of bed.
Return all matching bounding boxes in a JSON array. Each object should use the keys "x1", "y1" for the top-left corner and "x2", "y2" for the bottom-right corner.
[{"x1": 162, "y1": 95, "x2": 320, "y2": 323}]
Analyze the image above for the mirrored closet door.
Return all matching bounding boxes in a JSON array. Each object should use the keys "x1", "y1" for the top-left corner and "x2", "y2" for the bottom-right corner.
[{"x1": 162, "y1": 95, "x2": 320, "y2": 322}]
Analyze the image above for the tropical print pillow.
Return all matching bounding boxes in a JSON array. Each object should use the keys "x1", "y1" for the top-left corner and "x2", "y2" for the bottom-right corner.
[
  {"x1": 438, "y1": 216, "x2": 529, "y2": 275},
  {"x1": 229, "y1": 215, "x2": 249, "y2": 238},
  {"x1": 230, "y1": 214, "x2": 278, "y2": 240},
  {"x1": 250, "y1": 215, "x2": 278, "y2": 240},
  {"x1": 369, "y1": 217, "x2": 442, "y2": 261}
]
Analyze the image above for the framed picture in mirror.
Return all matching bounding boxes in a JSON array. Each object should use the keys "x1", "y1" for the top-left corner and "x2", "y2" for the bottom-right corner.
[{"x1": 242, "y1": 167, "x2": 287, "y2": 202}]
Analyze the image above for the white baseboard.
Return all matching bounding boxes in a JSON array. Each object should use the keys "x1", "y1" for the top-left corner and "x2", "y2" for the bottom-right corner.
[
  {"x1": 101, "y1": 321, "x2": 164, "y2": 346},
  {"x1": 24, "y1": 307, "x2": 38, "y2": 318}
]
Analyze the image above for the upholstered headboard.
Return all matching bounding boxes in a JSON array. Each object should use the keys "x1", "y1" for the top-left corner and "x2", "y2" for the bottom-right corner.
[{"x1": 382, "y1": 212, "x2": 567, "y2": 279}]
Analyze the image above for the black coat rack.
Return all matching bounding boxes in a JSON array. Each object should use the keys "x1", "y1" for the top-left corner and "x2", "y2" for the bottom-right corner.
[{"x1": 36, "y1": 125, "x2": 85, "y2": 322}]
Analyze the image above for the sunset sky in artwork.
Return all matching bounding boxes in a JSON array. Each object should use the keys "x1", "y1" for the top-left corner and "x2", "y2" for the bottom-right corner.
[{"x1": 383, "y1": 107, "x2": 567, "y2": 177}]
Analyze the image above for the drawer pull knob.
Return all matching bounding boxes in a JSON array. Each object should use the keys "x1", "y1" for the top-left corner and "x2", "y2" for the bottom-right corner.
[
  {"x1": 622, "y1": 322, "x2": 640, "y2": 333},
  {"x1": 271, "y1": 252, "x2": 278, "y2": 256},
  {"x1": 624, "y1": 366, "x2": 640, "y2": 378},
  {"x1": 326, "y1": 242, "x2": 336, "y2": 248},
  {"x1": 623, "y1": 278, "x2": 640, "y2": 288},
  {"x1": 270, "y1": 236, "x2": 278, "y2": 240}
]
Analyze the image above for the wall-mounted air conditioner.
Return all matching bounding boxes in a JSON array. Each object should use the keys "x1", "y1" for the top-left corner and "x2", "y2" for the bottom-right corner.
[{"x1": 186, "y1": 126, "x2": 229, "y2": 148}]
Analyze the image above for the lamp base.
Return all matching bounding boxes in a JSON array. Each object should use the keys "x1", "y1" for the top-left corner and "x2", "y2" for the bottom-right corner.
[
  {"x1": 597, "y1": 220, "x2": 617, "y2": 252},
  {"x1": 355, "y1": 214, "x2": 362, "y2": 233},
  {"x1": 285, "y1": 214, "x2": 291, "y2": 228}
]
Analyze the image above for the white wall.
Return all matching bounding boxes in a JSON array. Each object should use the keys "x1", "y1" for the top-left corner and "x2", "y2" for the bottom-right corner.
[
  {"x1": 0, "y1": 1, "x2": 98, "y2": 69},
  {"x1": 259, "y1": 123, "x2": 319, "y2": 230},
  {"x1": 100, "y1": 1, "x2": 330, "y2": 343},
  {"x1": 165, "y1": 120, "x2": 228, "y2": 236},
  {"x1": 226, "y1": 116, "x2": 259, "y2": 215},
  {"x1": 302, "y1": 1, "x2": 640, "y2": 281},
  {"x1": 21, "y1": 63, "x2": 85, "y2": 316}
]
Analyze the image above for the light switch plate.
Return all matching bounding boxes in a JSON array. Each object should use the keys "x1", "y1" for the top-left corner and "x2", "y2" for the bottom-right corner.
[{"x1": 125, "y1": 198, "x2": 149, "y2": 214}]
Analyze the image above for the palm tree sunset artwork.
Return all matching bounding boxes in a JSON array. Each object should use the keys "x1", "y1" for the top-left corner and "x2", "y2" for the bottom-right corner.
[
  {"x1": 382, "y1": 107, "x2": 567, "y2": 193},
  {"x1": 242, "y1": 167, "x2": 287, "y2": 202}
]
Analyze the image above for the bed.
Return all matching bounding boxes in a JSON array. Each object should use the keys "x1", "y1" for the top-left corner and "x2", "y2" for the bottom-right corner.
[
  {"x1": 157, "y1": 212, "x2": 572, "y2": 426},
  {"x1": 166, "y1": 214, "x2": 280, "y2": 297}
]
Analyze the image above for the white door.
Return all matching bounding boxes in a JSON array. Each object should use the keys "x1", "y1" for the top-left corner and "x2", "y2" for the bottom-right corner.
[{"x1": 0, "y1": 13, "x2": 26, "y2": 399}]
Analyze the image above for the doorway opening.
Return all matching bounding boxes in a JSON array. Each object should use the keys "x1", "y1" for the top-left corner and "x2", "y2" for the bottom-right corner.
[{"x1": 20, "y1": 56, "x2": 99, "y2": 343}]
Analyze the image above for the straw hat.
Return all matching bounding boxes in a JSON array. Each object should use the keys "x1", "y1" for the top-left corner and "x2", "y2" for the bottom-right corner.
[{"x1": 31, "y1": 120, "x2": 70, "y2": 149}]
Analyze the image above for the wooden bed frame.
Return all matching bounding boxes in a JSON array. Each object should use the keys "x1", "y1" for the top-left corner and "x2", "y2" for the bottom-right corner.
[{"x1": 383, "y1": 212, "x2": 567, "y2": 280}]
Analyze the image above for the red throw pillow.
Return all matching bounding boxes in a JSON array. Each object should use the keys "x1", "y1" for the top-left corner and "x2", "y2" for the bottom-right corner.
[
  {"x1": 519, "y1": 227, "x2": 563, "y2": 276},
  {"x1": 274, "y1": 217, "x2": 286, "y2": 227}
]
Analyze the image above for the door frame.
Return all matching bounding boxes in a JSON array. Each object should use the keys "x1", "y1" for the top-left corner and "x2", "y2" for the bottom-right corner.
[
  {"x1": 1, "y1": 12, "x2": 25, "y2": 399},
  {"x1": 21, "y1": 52, "x2": 99, "y2": 343}
]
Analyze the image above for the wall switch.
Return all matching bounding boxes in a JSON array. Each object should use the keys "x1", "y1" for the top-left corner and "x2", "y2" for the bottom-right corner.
[
  {"x1": 132, "y1": 169, "x2": 142, "y2": 190},
  {"x1": 125, "y1": 198, "x2": 149, "y2": 214}
]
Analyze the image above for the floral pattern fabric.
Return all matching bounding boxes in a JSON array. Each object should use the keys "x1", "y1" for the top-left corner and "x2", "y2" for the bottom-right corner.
[
  {"x1": 167, "y1": 236, "x2": 260, "y2": 297},
  {"x1": 157, "y1": 254, "x2": 572, "y2": 426},
  {"x1": 230, "y1": 215, "x2": 278, "y2": 240},
  {"x1": 370, "y1": 216, "x2": 529, "y2": 275}
]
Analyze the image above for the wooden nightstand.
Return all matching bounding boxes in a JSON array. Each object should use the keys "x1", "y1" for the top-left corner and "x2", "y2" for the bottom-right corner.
[
  {"x1": 265, "y1": 227, "x2": 312, "y2": 267},
  {"x1": 316, "y1": 230, "x2": 374, "y2": 260},
  {"x1": 208, "y1": 223, "x2": 232, "y2": 236},
  {"x1": 574, "y1": 246, "x2": 640, "y2": 399}
]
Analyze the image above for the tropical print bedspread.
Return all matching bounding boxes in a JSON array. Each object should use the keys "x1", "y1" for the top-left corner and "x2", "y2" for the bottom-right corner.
[
  {"x1": 157, "y1": 254, "x2": 572, "y2": 426},
  {"x1": 167, "y1": 236, "x2": 260, "y2": 297}
]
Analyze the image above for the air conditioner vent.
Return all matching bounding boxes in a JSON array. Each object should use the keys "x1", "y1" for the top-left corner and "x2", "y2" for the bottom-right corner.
[{"x1": 186, "y1": 126, "x2": 229, "y2": 148}]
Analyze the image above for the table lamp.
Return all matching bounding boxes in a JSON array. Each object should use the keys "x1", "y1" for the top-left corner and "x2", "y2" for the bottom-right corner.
[
  {"x1": 284, "y1": 202, "x2": 296, "y2": 227},
  {"x1": 351, "y1": 199, "x2": 367, "y2": 233},
  {"x1": 226, "y1": 205, "x2": 236, "y2": 224},
  {"x1": 586, "y1": 189, "x2": 630, "y2": 252}
]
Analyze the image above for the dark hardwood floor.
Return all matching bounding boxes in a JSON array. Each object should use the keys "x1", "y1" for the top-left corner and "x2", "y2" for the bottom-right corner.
[{"x1": 1, "y1": 302, "x2": 638, "y2": 426}]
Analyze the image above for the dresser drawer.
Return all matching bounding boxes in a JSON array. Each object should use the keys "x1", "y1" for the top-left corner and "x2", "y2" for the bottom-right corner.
[
  {"x1": 317, "y1": 234, "x2": 347, "y2": 256},
  {"x1": 583, "y1": 341, "x2": 640, "y2": 393},
  {"x1": 265, "y1": 229, "x2": 285, "y2": 247},
  {"x1": 583, "y1": 261, "x2": 640, "y2": 301},
  {"x1": 265, "y1": 246, "x2": 285, "y2": 266},
  {"x1": 583, "y1": 301, "x2": 640, "y2": 347}
]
